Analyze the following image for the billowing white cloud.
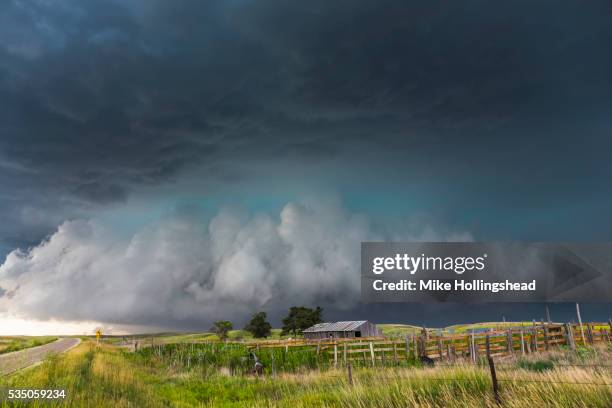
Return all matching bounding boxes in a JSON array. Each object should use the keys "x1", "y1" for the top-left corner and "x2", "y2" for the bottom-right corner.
[{"x1": 0, "y1": 200, "x2": 471, "y2": 329}]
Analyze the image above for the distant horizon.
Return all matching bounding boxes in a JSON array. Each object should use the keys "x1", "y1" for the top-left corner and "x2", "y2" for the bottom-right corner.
[{"x1": 2, "y1": 302, "x2": 609, "y2": 336}]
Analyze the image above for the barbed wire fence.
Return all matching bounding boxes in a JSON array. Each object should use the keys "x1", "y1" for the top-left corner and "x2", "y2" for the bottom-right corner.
[{"x1": 313, "y1": 333, "x2": 612, "y2": 406}]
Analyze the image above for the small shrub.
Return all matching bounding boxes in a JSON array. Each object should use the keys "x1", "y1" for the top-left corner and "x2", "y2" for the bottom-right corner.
[
  {"x1": 574, "y1": 346, "x2": 597, "y2": 360},
  {"x1": 517, "y1": 358, "x2": 554, "y2": 372}
]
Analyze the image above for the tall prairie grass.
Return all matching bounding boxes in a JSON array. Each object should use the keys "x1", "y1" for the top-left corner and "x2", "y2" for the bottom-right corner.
[
  {"x1": 135, "y1": 342, "x2": 336, "y2": 374},
  {"x1": 1, "y1": 340, "x2": 610, "y2": 407}
]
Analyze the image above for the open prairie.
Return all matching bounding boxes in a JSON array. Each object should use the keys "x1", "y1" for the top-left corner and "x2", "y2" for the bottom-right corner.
[{"x1": 1, "y1": 322, "x2": 611, "y2": 407}]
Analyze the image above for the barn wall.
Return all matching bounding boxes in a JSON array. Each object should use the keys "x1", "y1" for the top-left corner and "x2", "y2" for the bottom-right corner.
[
  {"x1": 304, "y1": 332, "x2": 325, "y2": 340},
  {"x1": 357, "y1": 322, "x2": 380, "y2": 337},
  {"x1": 305, "y1": 331, "x2": 356, "y2": 339}
]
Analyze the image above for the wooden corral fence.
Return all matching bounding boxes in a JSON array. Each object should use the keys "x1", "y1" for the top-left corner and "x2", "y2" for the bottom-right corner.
[
  {"x1": 246, "y1": 336, "x2": 383, "y2": 349},
  {"x1": 246, "y1": 321, "x2": 612, "y2": 366}
]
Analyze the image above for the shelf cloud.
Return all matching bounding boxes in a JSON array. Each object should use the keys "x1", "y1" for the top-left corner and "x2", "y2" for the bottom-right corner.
[{"x1": 0, "y1": 200, "x2": 470, "y2": 328}]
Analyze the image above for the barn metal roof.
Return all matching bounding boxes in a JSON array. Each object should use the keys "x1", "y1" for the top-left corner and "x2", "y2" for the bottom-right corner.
[{"x1": 303, "y1": 321, "x2": 369, "y2": 332}]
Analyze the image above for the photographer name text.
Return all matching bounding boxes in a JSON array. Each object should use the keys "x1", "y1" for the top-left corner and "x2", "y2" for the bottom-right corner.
[{"x1": 372, "y1": 279, "x2": 536, "y2": 292}]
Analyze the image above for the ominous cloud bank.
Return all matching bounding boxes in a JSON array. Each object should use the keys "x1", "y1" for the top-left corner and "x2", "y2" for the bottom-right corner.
[
  {"x1": 1, "y1": 1, "x2": 611, "y2": 326},
  {"x1": 0, "y1": 200, "x2": 470, "y2": 328},
  {"x1": 1, "y1": 0, "x2": 612, "y2": 253}
]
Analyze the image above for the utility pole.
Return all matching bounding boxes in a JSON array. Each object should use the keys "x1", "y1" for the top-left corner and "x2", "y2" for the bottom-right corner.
[{"x1": 546, "y1": 305, "x2": 551, "y2": 324}]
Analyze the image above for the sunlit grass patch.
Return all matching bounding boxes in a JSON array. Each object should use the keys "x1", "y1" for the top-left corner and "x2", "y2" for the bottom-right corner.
[{"x1": 0, "y1": 336, "x2": 57, "y2": 355}]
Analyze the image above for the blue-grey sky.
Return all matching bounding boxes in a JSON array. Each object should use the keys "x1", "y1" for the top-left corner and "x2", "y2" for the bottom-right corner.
[{"x1": 0, "y1": 0, "x2": 611, "y2": 330}]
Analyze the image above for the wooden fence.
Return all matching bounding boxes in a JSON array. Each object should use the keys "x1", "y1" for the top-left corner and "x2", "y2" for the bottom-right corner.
[{"x1": 246, "y1": 321, "x2": 612, "y2": 366}]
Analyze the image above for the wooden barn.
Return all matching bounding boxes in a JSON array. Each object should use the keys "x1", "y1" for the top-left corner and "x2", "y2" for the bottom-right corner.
[{"x1": 303, "y1": 320, "x2": 381, "y2": 340}]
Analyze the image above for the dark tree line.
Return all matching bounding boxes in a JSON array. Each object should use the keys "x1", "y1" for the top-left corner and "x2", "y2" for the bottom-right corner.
[
  {"x1": 214, "y1": 306, "x2": 324, "y2": 339},
  {"x1": 281, "y1": 306, "x2": 323, "y2": 336},
  {"x1": 244, "y1": 312, "x2": 272, "y2": 338}
]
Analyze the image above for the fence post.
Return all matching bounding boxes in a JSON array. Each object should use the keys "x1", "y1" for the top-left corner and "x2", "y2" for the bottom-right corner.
[
  {"x1": 343, "y1": 342, "x2": 348, "y2": 365},
  {"x1": 334, "y1": 344, "x2": 338, "y2": 368},
  {"x1": 447, "y1": 343, "x2": 452, "y2": 362},
  {"x1": 413, "y1": 335, "x2": 418, "y2": 360},
  {"x1": 564, "y1": 323, "x2": 574, "y2": 350},
  {"x1": 419, "y1": 334, "x2": 427, "y2": 358},
  {"x1": 347, "y1": 362, "x2": 353, "y2": 386},
  {"x1": 506, "y1": 330, "x2": 513, "y2": 355},
  {"x1": 543, "y1": 325, "x2": 550, "y2": 351},
  {"x1": 519, "y1": 330, "x2": 525, "y2": 355},
  {"x1": 586, "y1": 324, "x2": 594, "y2": 344},
  {"x1": 369, "y1": 342, "x2": 375, "y2": 367},
  {"x1": 525, "y1": 333, "x2": 531, "y2": 354},
  {"x1": 468, "y1": 333, "x2": 473, "y2": 362},
  {"x1": 438, "y1": 339, "x2": 443, "y2": 361},
  {"x1": 470, "y1": 331, "x2": 477, "y2": 363},
  {"x1": 271, "y1": 353, "x2": 277, "y2": 378},
  {"x1": 393, "y1": 341, "x2": 398, "y2": 364},
  {"x1": 608, "y1": 319, "x2": 612, "y2": 341},
  {"x1": 576, "y1": 303, "x2": 587, "y2": 346},
  {"x1": 405, "y1": 336, "x2": 410, "y2": 364},
  {"x1": 486, "y1": 335, "x2": 501, "y2": 405},
  {"x1": 531, "y1": 327, "x2": 538, "y2": 353}
]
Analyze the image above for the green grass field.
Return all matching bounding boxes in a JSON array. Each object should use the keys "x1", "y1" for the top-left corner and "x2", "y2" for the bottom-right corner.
[
  {"x1": 380, "y1": 321, "x2": 551, "y2": 336},
  {"x1": 377, "y1": 324, "x2": 423, "y2": 337},
  {"x1": 1, "y1": 331, "x2": 611, "y2": 407},
  {"x1": 127, "y1": 322, "x2": 571, "y2": 344},
  {"x1": 108, "y1": 322, "x2": 539, "y2": 345},
  {"x1": 103, "y1": 329, "x2": 291, "y2": 346},
  {"x1": 446, "y1": 321, "x2": 541, "y2": 333},
  {"x1": 1, "y1": 340, "x2": 611, "y2": 407},
  {"x1": 0, "y1": 336, "x2": 57, "y2": 355}
]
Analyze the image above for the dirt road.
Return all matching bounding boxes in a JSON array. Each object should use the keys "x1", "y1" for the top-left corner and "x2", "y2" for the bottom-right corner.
[{"x1": 0, "y1": 338, "x2": 80, "y2": 376}]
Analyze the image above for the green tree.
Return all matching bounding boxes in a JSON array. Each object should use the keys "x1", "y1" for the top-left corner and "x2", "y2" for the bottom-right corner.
[
  {"x1": 212, "y1": 320, "x2": 233, "y2": 341},
  {"x1": 281, "y1": 306, "x2": 323, "y2": 336},
  {"x1": 244, "y1": 312, "x2": 272, "y2": 338}
]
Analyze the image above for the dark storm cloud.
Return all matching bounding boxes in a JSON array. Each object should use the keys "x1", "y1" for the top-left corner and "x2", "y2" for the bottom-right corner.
[
  {"x1": 0, "y1": 199, "x2": 472, "y2": 327},
  {"x1": 1, "y1": 0, "x2": 612, "y2": 250}
]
